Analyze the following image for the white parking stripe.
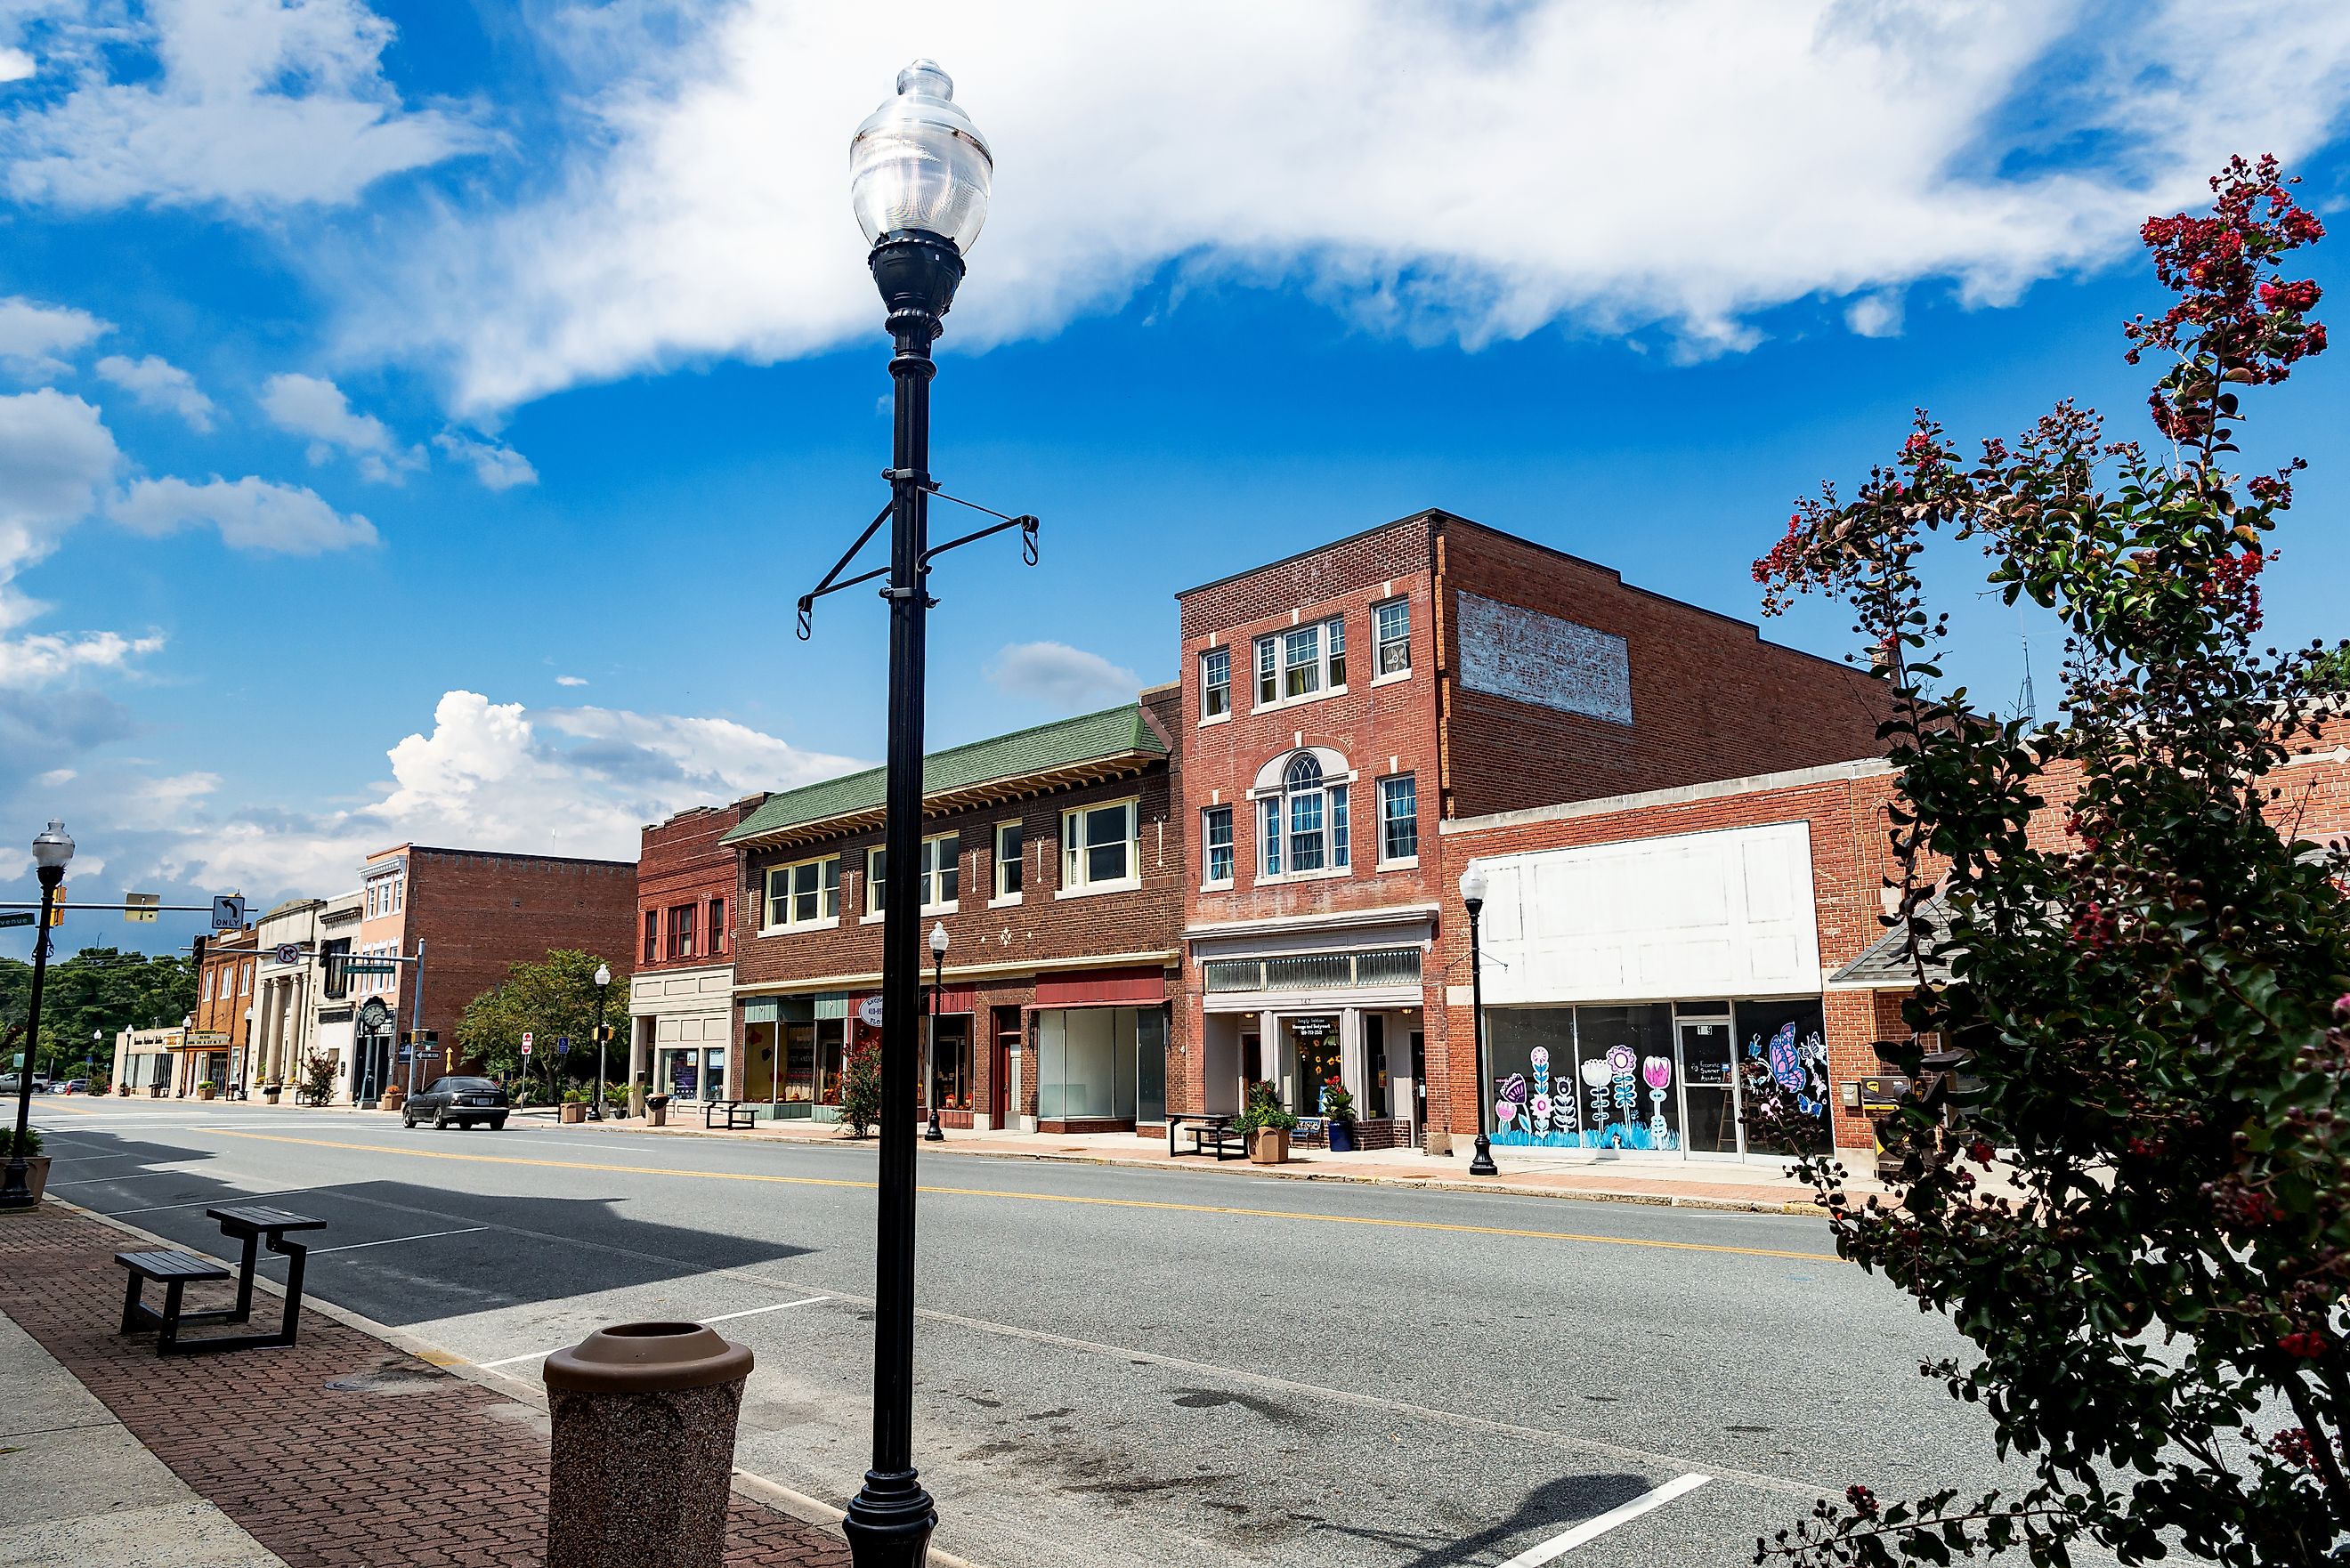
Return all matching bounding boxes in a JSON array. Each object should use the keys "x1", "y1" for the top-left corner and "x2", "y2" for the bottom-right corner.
[
  {"x1": 1496, "y1": 1474, "x2": 1712, "y2": 1565},
  {"x1": 472, "y1": 1293, "x2": 830, "y2": 1370}
]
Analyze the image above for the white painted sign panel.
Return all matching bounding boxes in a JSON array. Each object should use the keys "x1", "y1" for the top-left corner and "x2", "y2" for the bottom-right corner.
[
  {"x1": 1468, "y1": 820, "x2": 1819, "y2": 1005},
  {"x1": 1456, "y1": 593, "x2": 1633, "y2": 726}
]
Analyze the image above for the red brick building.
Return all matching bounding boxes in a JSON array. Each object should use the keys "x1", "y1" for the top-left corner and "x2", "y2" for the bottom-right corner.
[
  {"x1": 345, "y1": 843, "x2": 637, "y2": 1103},
  {"x1": 1175, "y1": 510, "x2": 1887, "y2": 1149},
  {"x1": 628, "y1": 798, "x2": 764, "y2": 1104},
  {"x1": 182, "y1": 925, "x2": 256, "y2": 1095},
  {"x1": 725, "y1": 695, "x2": 1183, "y2": 1133}
]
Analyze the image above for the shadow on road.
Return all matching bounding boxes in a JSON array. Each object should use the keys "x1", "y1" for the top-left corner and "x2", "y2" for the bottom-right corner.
[
  {"x1": 1308, "y1": 1470, "x2": 1657, "y2": 1566},
  {"x1": 34, "y1": 1123, "x2": 822, "y2": 1328}
]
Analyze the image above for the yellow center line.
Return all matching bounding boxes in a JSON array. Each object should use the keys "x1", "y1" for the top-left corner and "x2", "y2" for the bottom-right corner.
[{"x1": 205, "y1": 1128, "x2": 1835, "y2": 1263}]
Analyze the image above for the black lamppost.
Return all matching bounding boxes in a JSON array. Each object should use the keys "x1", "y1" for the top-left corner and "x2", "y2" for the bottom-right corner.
[
  {"x1": 926, "y1": 922, "x2": 948, "y2": 1143},
  {"x1": 839, "y1": 60, "x2": 993, "y2": 1568},
  {"x1": 3, "y1": 820, "x2": 74, "y2": 1208},
  {"x1": 1460, "y1": 864, "x2": 1498, "y2": 1176},
  {"x1": 592, "y1": 962, "x2": 612, "y2": 1119}
]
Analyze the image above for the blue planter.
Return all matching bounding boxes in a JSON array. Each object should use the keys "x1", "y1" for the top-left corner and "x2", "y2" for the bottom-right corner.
[{"x1": 1327, "y1": 1119, "x2": 1357, "y2": 1152}]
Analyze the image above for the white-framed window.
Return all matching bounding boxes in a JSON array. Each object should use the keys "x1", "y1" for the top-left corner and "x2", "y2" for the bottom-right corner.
[
  {"x1": 241, "y1": 959, "x2": 254, "y2": 995},
  {"x1": 1200, "y1": 647, "x2": 1230, "y2": 721},
  {"x1": 1374, "y1": 597, "x2": 1411, "y2": 677},
  {"x1": 1203, "y1": 805, "x2": 1234, "y2": 886},
  {"x1": 1378, "y1": 773, "x2": 1419, "y2": 863},
  {"x1": 920, "y1": 833, "x2": 960, "y2": 912},
  {"x1": 993, "y1": 821, "x2": 1023, "y2": 901},
  {"x1": 764, "y1": 856, "x2": 840, "y2": 931},
  {"x1": 1059, "y1": 799, "x2": 1139, "y2": 893},
  {"x1": 1254, "y1": 617, "x2": 1345, "y2": 708},
  {"x1": 202, "y1": 967, "x2": 215, "y2": 1002},
  {"x1": 866, "y1": 847, "x2": 887, "y2": 915},
  {"x1": 393, "y1": 877, "x2": 403, "y2": 912},
  {"x1": 1262, "y1": 753, "x2": 1349, "y2": 877}
]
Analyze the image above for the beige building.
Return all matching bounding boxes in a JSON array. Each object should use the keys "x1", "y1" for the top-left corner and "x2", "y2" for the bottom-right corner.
[
  {"x1": 112, "y1": 1025, "x2": 182, "y2": 1096},
  {"x1": 308, "y1": 891, "x2": 363, "y2": 1103},
  {"x1": 250, "y1": 898, "x2": 325, "y2": 1090}
]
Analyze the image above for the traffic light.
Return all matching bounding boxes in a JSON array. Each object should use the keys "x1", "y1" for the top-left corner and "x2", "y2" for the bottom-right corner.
[
  {"x1": 321, "y1": 950, "x2": 348, "y2": 998},
  {"x1": 47, "y1": 884, "x2": 64, "y2": 925}
]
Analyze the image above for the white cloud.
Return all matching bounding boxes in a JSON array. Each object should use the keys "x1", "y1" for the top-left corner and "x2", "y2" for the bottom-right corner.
[
  {"x1": 0, "y1": 387, "x2": 120, "y2": 628},
  {"x1": 987, "y1": 641, "x2": 1141, "y2": 712},
  {"x1": 353, "y1": 0, "x2": 2350, "y2": 412},
  {"x1": 0, "y1": 295, "x2": 109, "y2": 380},
  {"x1": 259, "y1": 371, "x2": 422, "y2": 480},
  {"x1": 434, "y1": 428, "x2": 538, "y2": 490},
  {"x1": 555, "y1": 675, "x2": 588, "y2": 687},
  {"x1": 0, "y1": 627, "x2": 163, "y2": 687},
  {"x1": 69, "y1": 689, "x2": 866, "y2": 904},
  {"x1": 1, "y1": 0, "x2": 487, "y2": 210},
  {"x1": 1844, "y1": 290, "x2": 1905, "y2": 339},
  {"x1": 110, "y1": 474, "x2": 378, "y2": 554},
  {"x1": 94, "y1": 352, "x2": 216, "y2": 430},
  {"x1": 0, "y1": 47, "x2": 34, "y2": 85}
]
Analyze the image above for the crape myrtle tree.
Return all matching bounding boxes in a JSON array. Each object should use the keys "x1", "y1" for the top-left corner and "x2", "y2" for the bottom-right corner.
[{"x1": 1748, "y1": 157, "x2": 2350, "y2": 1566}]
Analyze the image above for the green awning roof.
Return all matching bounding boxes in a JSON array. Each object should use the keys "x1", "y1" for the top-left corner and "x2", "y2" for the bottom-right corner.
[{"x1": 723, "y1": 702, "x2": 1167, "y2": 850}]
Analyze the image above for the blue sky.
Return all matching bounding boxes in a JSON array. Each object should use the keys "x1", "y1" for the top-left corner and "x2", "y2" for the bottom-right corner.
[{"x1": 4, "y1": 0, "x2": 2350, "y2": 965}]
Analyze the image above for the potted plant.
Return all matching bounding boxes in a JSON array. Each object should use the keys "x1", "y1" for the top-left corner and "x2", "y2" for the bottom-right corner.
[
  {"x1": 2, "y1": 1126, "x2": 49, "y2": 1201},
  {"x1": 195, "y1": 1079, "x2": 215, "y2": 1101},
  {"x1": 261, "y1": 1080, "x2": 283, "y2": 1105},
  {"x1": 381, "y1": 1084, "x2": 406, "y2": 1113},
  {"x1": 646, "y1": 1092, "x2": 670, "y2": 1128},
  {"x1": 560, "y1": 1087, "x2": 588, "y2": 1124},
  {"x1": 1235, "y1": 1080, "x2": 1298, "y2": 1165},
  {"x1": 1321, "y1": 1077, "x2": 1360, "y2": 1152}
]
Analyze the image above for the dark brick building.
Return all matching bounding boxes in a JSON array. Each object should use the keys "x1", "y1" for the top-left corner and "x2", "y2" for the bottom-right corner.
[
  {"x1": 1175, "y1": 510, "x2": 1886, "y2": 1151},
  {"x1": 630, "y1": 798, "x2": 764, "y2": 1104},
  {"x1": 349, "y1": 843, "x2": 637, "y2": 1101},
  {"x1": 725, "y1": 694, "x2": 1183, "y2": 1133},
  {"x1": 182, "y1": 925, "x2": 255, "y2": 1095}
]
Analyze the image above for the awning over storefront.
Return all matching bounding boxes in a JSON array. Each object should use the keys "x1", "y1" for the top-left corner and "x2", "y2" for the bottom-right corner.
[{"x1": 1033, "y1": 966, "x2": 1164, "y2": 1008}]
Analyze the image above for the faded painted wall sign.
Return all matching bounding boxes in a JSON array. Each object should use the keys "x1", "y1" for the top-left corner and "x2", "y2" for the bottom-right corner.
[{"x1": 1455, "y1": 593, "x2": 1633, "y2": 725}]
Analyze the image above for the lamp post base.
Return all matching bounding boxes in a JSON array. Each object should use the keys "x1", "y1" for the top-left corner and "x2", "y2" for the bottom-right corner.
[
  {"x1": 1469, "y1": 1134, "x2": 1498, "y2": 1176},
  {"x1": 924, "y1": 1110, "x2": 944, "y2": 1142},
  {"x1": 0, "y1": 1159, "x2": 36, "y2": 1209},
  {"x1": 843, "y1": 1469, "x2": 936, "y2": 1568}
]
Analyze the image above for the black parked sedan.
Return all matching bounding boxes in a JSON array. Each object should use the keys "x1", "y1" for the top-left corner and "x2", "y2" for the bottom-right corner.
[{"x1": 401, "y1": 1076, "x2": 510, "y2": 1130}]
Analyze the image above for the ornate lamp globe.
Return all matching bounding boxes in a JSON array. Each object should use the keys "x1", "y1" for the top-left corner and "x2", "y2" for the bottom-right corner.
[
  {"x1": 1459, "y1": 864, "x2": 1487, "y2": 909},
  {"x1": 30, "y1": 819, "x2": 72, "y2": 872},
  {"x1": 849, "y1": 60, "x2": 993, "y2": 254},
  {"x1": 594, "y1": 963, "x2": 611, "y2": 988}
]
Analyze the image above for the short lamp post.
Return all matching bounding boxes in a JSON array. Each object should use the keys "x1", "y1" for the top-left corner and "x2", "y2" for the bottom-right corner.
[
  {"x1": 1460, "y1": 864, "x2": 1498, "y2": 1176},
  {"x1": 3, "y1": 820, "x2": 74, "y2": 1208},
  {"x1": 926, "y1": 923, "x2": 948, "y2": 1143},
  {"x1": 840, "y1": 59, "x2": 993, "y2": 1568},
  {"x1": 592, "y1": 963, "x2": 612, "y2": 1119},
  {"x1": 89, "y1": 1029, "x2": 99, "y2": 1091}
]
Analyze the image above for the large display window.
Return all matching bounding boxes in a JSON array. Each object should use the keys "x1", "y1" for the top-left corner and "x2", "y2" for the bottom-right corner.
[{"x1": 1036, "y1": 1006, "x2": 1164, "y2": 1121}]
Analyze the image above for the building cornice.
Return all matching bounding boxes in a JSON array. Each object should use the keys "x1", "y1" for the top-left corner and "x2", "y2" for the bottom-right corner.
[
  {"x1": 732, "y1": 948, "x2": 1179, "y2": 998},
  {"x1": 1183, "y1": 903, "x2": 1439, "y2": 944},
  {"x1": 1440, "y1": 756, "x2": 1895, "y2": 838}
]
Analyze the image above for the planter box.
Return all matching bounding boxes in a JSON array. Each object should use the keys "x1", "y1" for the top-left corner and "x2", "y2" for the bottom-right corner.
[
  {"x1": 262, "y1": 1088, "x2": 281, "y2": 1105},
  {"x1": 8, "y1": 1155, "x2": 52, "y2": 1202},
  {"x1": 560, "y1": 1103, "x2": 587, "y2": 1124},
  {"x1": 148, "y1": 1085, "x2": 166, "y2": 1099},
  {"x1": 1247, "y1": 1128, "x2": 1291, "y2": 1165},
  {"x1": 381, "y1": 1087, "x2": 406, "y2": 1113},
  {"x1": 195, "y1": 1084, "x2": 215, "y2": 1102}
]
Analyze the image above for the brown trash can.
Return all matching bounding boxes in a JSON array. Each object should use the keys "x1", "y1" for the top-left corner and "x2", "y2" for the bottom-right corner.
[{"x1": 542, "y1": 1322, "x2": 755, "y2": 1568}]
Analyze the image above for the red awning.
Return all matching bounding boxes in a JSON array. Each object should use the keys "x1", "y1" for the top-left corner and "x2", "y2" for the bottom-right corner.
[{"x1": 1032, "y1": 966, "x2": 1166, "y2": 1009}]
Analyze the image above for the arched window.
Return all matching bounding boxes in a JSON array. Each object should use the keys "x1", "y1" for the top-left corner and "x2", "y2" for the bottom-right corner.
[{"x1": 1260, "y1": 751, "x2": 1349, "y2": 877}]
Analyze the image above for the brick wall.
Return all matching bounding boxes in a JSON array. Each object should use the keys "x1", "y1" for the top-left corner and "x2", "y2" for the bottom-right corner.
[
  {"x1": 1438, "y1": 520, "x2": 1889, "y2": 820},
  {"x1": 190, "y1": 929, "x2": 256, "y2": 1088},
  {"x1": 639, "y1": 797, "x2": 761, "y2": 973},
  {"x1": 405, "y1": 847, "x2": 639, "y2": 1063}
]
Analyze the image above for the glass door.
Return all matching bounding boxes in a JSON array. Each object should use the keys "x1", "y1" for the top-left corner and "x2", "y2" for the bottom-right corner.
[{"x1": 1677, "y1": 1017, "x2": 1740, "y2": 1157}]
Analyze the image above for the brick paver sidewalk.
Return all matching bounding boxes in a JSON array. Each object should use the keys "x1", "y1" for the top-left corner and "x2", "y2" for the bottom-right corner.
[{"x1": 0, "y1": 1204, "x2": 850, "y2": 1568}]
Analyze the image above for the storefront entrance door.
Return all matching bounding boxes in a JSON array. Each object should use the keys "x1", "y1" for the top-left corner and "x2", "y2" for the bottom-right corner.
[{"x1": 1678, "y1": 1018, "x2": 1740, "y2": 1157}]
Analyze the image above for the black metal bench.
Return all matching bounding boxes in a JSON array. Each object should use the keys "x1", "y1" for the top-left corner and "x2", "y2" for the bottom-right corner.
[
  {"x1": 116, "y1": 1250, "x2": 234, "y2": 1354},
  {"x1": 115, "y1": 1204, "x2": 326, "y2": 1355},
  {"x1": 704, "y1": 1099, "x2": 758, "y2": 1130},
  {"x1": 1168, "y1": 1113, "x2": 1248, "y2": 1160}
]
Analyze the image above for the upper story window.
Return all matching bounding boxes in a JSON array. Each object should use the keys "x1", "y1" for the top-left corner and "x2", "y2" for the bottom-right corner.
[
  {"x1": 241, "y1": 960, "x2": 254, "y2": 995},
  {"x1": 1255, "y1": 617, "x2": 1345, "y2": 709},
  {"x1": 668, "y1": 903, "x2": 696, "y2": 959},
  {"x1": 1379, "y1": 773, "x2": 1419, "y2": 864},
  {"x1": 1203, "y1": 805, "x2": 1234, "y2": 886},
  {"x1": 1260, "y1": 752, "x2": 1349, "y2": 877},
  {"x1": 766, "y1": 856, "x2": 840, "y2": 931},
  {"x1": 1374, "y1": 598, "x2": 1411, "y2": 677},
  {"x1": 1200, "y1": 647, "x2": 1230, "y2": 721},
  {"x1": 643, "y1": 909, "x2": 658, "y2": 964},
  {"x1": 1060, "y1": 799, "x2": 1139, "y2": 894},
  {"x1": 866, "y1": 847, "x2": 887, "y2": 915},
  {"x1": 993, "y1": 821, "x2": 1023, "y2": 901},
  {"x1": 708, "y1": 896, "x2": 726, "y2": 955},
  {"x1": 920, "y1": 833, "x2": 960, "y2": 912},
  {"x1": 202, "y1": 967, "x2": 215, "y2": 1002}
]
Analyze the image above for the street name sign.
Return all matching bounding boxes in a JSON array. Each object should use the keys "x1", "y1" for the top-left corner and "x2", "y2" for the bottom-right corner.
[{"x1": 0, "y1": 912, "x2": 32, "y2": 929}]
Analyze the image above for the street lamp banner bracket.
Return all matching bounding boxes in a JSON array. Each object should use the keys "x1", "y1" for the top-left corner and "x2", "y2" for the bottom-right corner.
[{"x1": 796, "y1": 492, "x2": 1040, "y2": 641}]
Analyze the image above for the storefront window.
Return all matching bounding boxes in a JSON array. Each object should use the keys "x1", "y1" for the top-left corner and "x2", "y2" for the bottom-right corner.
[
  {"x1": 1735, "y1": 998, "x2": 1831, "y2": 1155},
  {"x1": 1487, "y1": 1005, "x2": 1674, "y2": 1150},
  {"x1": 1136, "y1": 1009, "x2": 1167, "y2": 1123},
  {"x1": 1286, "y1": 1015, "x2": 1341, "y2": 1115},
  {"x1": 929, "y1": 1015, "x2": 973, "y2": 1111},
  {"x1": 1037, "y1": 1007, "x2": 1138, "y2": 1119}
]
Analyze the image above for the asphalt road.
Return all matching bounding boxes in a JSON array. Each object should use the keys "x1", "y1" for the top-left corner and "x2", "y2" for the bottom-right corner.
[{"x1": 28, "y1": 1098, "x2": 2054, "y2": 1568}]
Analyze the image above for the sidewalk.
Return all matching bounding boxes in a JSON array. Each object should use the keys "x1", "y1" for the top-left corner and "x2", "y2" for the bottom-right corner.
[
  {"x1": 0, "y1": 1203, "x2": 851, "y2": 1568},
  {"x1": 609, "y1": 1113, "x2": 1845, "y2": 1215},
  {"x1": 0, "y1": 1308, "x2": 284, "y2": 1566}
]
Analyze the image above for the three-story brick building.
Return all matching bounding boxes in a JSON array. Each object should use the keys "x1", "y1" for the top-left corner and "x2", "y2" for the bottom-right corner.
[{"x1": 630, "y1": 798, "x2": 764, "y2": 1106}]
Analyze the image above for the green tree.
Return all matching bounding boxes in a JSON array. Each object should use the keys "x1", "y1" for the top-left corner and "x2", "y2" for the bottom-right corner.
[
  {"x1": 0, "y1": 945, "x2": 199, "y2": 1081},
  {"x1": 1753, "y1": 158, "x2": 2348, "y2": 1566},
  {"x1": 838, "y1": 1037, "x2": 882, "y2": 1137},
  {"x1": 454, "y1": 948, "x2": 625, "y2": 1095}
]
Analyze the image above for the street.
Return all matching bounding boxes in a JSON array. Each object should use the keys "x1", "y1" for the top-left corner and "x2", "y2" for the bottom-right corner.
[{"x1": 32, "y1": 1098, "x2": 2032, "y2": 1568}]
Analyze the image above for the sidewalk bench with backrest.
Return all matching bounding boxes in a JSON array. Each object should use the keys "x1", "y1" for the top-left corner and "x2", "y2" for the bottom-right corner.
[
  {"x1": 1167, "y1": 1113, "x2": 1248, "y2": 1161},
  {"x1": 704, "y1": 1100, "x2": 758, "y2": 1130}
]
